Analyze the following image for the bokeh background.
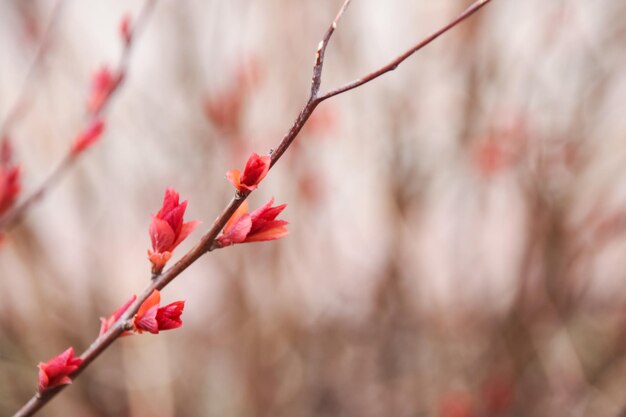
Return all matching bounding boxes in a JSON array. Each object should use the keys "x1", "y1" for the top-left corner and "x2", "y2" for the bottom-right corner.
[{"x1": 2, "y1": 0, "x2": 626, "y2": 416}]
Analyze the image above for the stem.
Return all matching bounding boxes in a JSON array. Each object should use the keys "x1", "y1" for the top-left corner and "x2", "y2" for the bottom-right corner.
[{"x1": 12, "y1": 1, "x2": 493, "y2": 415}]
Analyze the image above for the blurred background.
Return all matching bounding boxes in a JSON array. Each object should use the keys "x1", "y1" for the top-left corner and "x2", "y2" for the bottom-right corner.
[{"x1": 2, "y1": 0, "x2": 626, "y2": 415}]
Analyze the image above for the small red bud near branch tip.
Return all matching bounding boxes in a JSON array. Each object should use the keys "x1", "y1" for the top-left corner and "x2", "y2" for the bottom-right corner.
[{"x1": 226, "y1": 152, "x2": 271, "y2": 192}]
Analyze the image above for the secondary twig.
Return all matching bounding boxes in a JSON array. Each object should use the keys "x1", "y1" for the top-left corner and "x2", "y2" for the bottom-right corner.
[{"x1": 318, "y1": 0, "x2": 491, "y2": 101}]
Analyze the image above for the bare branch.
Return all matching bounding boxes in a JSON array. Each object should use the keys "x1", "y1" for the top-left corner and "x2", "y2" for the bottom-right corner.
[
  {"x1": 318, "y1": 0, "x2": 492, "y2": 102},
  {"x1": 310, "y1": 0, "x2": 353, "y2": 98}
]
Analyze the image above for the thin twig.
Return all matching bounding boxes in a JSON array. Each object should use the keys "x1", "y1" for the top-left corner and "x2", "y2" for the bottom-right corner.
[
  {"x1": 310, "y1": 0, "x2": 353, "y2": 98},
  {"x1": 318, "y1": 0, "x2": 492, "y2": 102},
  {"x1": 12, "y1": 1, "x2": 492, "y2": 415},
  {"x1": 0, "y1": 0, "x2": 65, "y2": 140},
  {"x1": 270, "y1": 0, "x2": 352, "y2": 166},
  {"x1": 0, "y1": 0, "x2": 157, "y2": 232}
]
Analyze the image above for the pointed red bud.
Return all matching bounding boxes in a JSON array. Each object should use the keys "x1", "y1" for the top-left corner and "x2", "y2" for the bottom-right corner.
[
  {"x1": 37, "y1": 347, "x2": 83, "y2": 393},
  {"x1": 226, "y1": 152, "x2": 270, "y2": 192}
]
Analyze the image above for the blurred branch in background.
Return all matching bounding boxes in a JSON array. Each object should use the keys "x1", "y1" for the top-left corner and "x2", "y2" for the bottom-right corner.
[{"x1": 0, "y1": 0, "x2": 157, "y2": 232}]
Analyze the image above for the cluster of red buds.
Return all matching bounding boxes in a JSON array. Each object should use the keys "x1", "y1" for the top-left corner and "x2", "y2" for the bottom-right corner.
[
  {"x1": 38, "y1": 289, "x2": 184, "y2": 393},
  {"x1": 36, "y1": 151, "x2": 288, "y2": 394},
  {"x1": 220, "y1": 153, "x2": 288, "y2": 245}
]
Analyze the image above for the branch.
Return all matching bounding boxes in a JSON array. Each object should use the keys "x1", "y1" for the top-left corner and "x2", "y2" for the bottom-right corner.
[
  {"x1": 12, "y1": 1, "x2": 493, "y2": 415},
  {"x1": 0, "y1": 0, "x2": 157, "y2": 231}
]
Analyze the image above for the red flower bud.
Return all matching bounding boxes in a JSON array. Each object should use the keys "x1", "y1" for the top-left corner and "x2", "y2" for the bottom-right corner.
[
  {"x1": 246, "y1": 197, "x2": 288, "y2": 242},
  {"x1": 133, "y1": 290, "x2": 185, "y2": 334},
  {"x1": 217, "y1": 197, "x2": 288, "y2": 247},
  {"x1": 156, "y1": 301, "x2": 185, "y2": 331},
  {"x1": 37, "y1": 347, "x2": 83, "y2": 393},
  {"x1": 133, "y1": 290, "x2": 160, "y2": 334},
  {"x1": 147, "y1": 189, "x2": 201, "y2": 275},
  {"x1": 226, "y1": 152, "x2": 270, "y2": 192}
]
